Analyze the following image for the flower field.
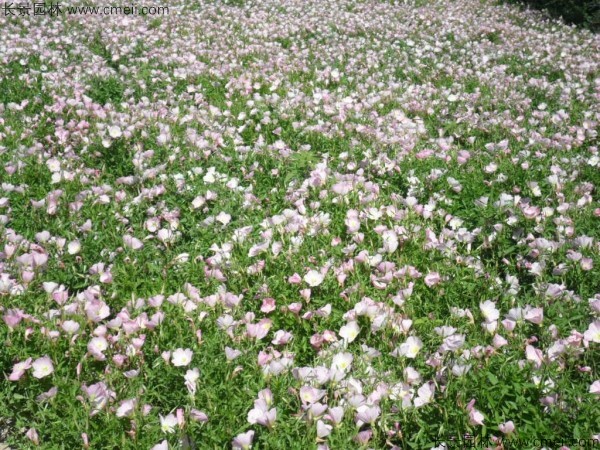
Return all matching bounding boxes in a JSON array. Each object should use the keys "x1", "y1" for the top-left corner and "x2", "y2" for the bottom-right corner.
[{"x1": 1, "y1": 0, "x2": 599, "y2": 449}]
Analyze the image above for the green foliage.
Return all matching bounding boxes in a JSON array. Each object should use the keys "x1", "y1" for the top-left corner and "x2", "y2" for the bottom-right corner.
[
  {"x1": 504, "y1": 0, "x2": 599, "y2": 31},
  {"x1": 86, "y1": 76, "x2": 125, "y2": 106}
]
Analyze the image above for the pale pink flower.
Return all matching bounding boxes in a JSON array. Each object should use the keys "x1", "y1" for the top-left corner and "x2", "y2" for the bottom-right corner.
[
  {"x1": 480, "y1": 300, "x2": 499, "y2": 322},
  {"x1": 469, "y1": 408, "x2": 485, "y2": 426},
  {"x1": 108, "y1": 126, "x2": 122, "y2": 139},
  {"x1": 36, "y1": 386, "x2": 58, "y2": 402},
  {"x1": 584, "y1": 321, "x2": 600, "y2": 344},
  {"x1": 525, "y1": 345, "x2": 544, "y2": 368},
  {"x1": 123, "y1": 235, "x2": 144, "y2": 250},
  {"x1": 116, "y1": 398, "x2": 136, "y2": 418},
  {"x1": 261, "y1": 297, "x2": 276, "y2": 313},
  {"x1": 288, "y1": 273, "x2": 302, "y2": 284},
  {"x1": 413, "y1": 382, "x2": 435, "y2": 407},
  {"x1": 190, "y1": 409, "x2": 209, "y2": 422},
  {"x1": 317, "y1": 420, "x2": 332, "y2": 438},
  {"x1": 184, "y1": 368, "x2": 200, "y2": 395},
  {"x1": 225, "y1": 347, "x2": 242, "y2": 361},
  {"x1": 62, "y1": 320, "x2": 80, "y2": 334},
  {"x1": 300, "y1": 386, "x2": 326, "y2": 405},
  {"x1": 88, "y1": 336, "x2": 108, "y2": 361},
  {"x1": 232, "y1": 430, "x2": 254, "y2": 450},
  {"x1": 26, "y1": 428, "x2": 39, "y2": 445},
  {"x1": 499, "y1": 420, "x2": 515, "y2": 434},
  {"x1": 355, "y1": 405, "x2": 380, "y2": 425},
  {"x1": 331, "y1": 352, "x2": 353, "y2": 372},
  {"x1": 466, "y1": 399, "x2": 484, "y2": 426},
  {"x1": 32, "y1": 356, "x2": 54, "y2": 379},
  {"x1": 424, "y1": 272, "x2": 441, "y2": 287},
  {"x1": 325, "y1": 406, "x2": 344, "y2": 426},
  {"x1": 9, "y1": 358, "x2": 32, "y2": 381},
  {"x1": 150, "y1": 441, "x2": 168, "y2": 450},
  {"x1": 524, "y1": 307, "x2": 543, "y2": 324}
]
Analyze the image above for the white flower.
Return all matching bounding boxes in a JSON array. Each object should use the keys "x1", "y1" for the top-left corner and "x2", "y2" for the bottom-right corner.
[
  {"x1": 160, "y1": 414, "x2": 178, "y2": 433},
  {"x1": 398, "y1": 336, "x2": 423, "y2": 359},
  {"x1": 89, "y1": 336, "x2": 108, "y2": 353},
  {"x1": 171, "y1": 348, "x2": 193, "y2": 367},
  {"x1": 32, "y1": 356, "x2": 54, "y2": 379},
  {"x1": 67, "y1": 240, "x2": 81, "y2": 255},
  {"x1": 216, "y1": 211, "x2": 231, "y2": 225},
  {"x1": 381, "y1": 230, "x2": 399, "y2": 253},
  {"x1": 480, "y1": 300, "x2": 499, "y2": 322},
  {"x1": 108, "y1": 126, "x2": 122, "y2": 139},
  {"x1": 331, "y1": 352, "x2": 353, "y2": 372},
  {"x1": 191, "y1": 196, "x2": 205, "y2": 209},
  {"x1": 339, "y1": 321, "x2": 360, "y2": 343},
  {"x1": 304, "y1": 270, "x2": 324, "y2": 287}
]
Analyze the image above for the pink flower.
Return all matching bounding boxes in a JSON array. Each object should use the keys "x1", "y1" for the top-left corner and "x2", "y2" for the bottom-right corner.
[
  {"x1": 123, "y1": 235, "x2": 144, "y2": 250},
  {"x1": 317, "y1": 420, "x2": 332, "y2": 438},
  {"x1": 272, "y1": 330, "x2": 293, "y2": 345},
  {"x1": 67, "y1": 240, "x2": 81, "y2": 255},
  {"x1": 355, "y1": 405, "x2": 381, "y2": 425},
  {"x1": 247, "y1": 401, "x2": 277, "y2": 428},
  {"x1": 524, "y1": 307, "x2": 543, "y2": 325},
  {"x1": 232, "y1": 430, "x2": 254, "y2": 450},
  {"x1": 88, "y1": 336, "x2": 108, "y2": 361},
  {"x1": 525, "y1": 345, "x2": 544, "y2": 368},
  {"x1": 424, "y1": 272, "x2": 441, "y2": 287},
  {"x1": 82, "y1": 382, "x2": 115, "y2": 416},
  {"x1": 26, "y1": 428, "x2": 39, "y2": 445},
  {"x1": 300, "y1": 386, "x2": 326, "y2": 405},
  {"x1": 3, "y1": 309, "x2": 23, "y2": 329},
  {"x1": 499, "y1": 420, "x2": 515, "y2": 435},
  {"x1": 466, "y1": 399, "x2": 484, "y2": 426},
  {"x1": 36, "y1": 386, "x2": 58, "y2": 402},
  {"x1": 85, "y1": 299, "x2": 110, "y2": 322},
  {"x1": 116, "y1": 398, "x2": 137, "y2": 418},
  {"x1": 288, "y1": 273, "x2": 302, "y2": 284},
  {"x1": 9, "y1": 358, "x2": 32, "y2": 381},
  {"x1": 225, "y1": 347, "x2": 242, "y2": 361},
  {"x1": 261, "y1": 297, "x2": 276, "y2": 313},
  {"x1": 190, "y1": 409, "x2": 209, "y2": 423},
  {"x1": 325, "y1": 406, "x2": 344, "y2": 426},
  {"x1": 469, "y1": 408, "x2": 485, "y2": 426}
]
